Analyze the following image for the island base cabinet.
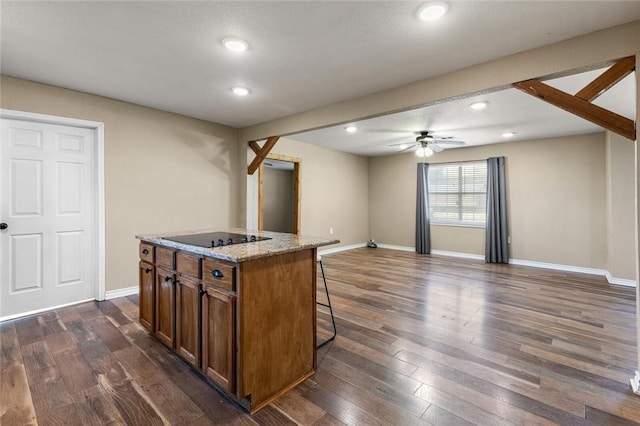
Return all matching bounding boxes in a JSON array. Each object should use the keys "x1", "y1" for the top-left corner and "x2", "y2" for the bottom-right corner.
[
  {"x1": 202, "y1": 286, "x2": 236, "y2": 394},
  {"x1": 176, "y1": 276, "x2": 202, "y2": 368},
  {"x1": 138, "y1": 261, "x2": 155, "y2": 332},
  {"x1": 155, "y1": 267, "x2": 176, "y2": 349}
]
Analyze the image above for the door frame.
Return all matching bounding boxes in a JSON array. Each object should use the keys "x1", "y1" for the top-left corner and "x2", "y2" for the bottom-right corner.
[
  {"x1": 258, "y1": 154, "x2": 301, "y2": 234},
  {"x1": 0, "y1": 109, "x2": 106, "y2": 309}
]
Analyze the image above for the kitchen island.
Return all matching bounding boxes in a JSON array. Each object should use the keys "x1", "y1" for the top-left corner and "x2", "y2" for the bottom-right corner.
[{"x1": 135, "y1": 229, "x2": 338, "y2": 413}]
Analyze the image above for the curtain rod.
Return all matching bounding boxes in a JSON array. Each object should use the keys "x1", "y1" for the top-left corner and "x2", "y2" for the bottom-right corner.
[{"x1": 421, "y1": 158, "x2": 487, "y2": 165}]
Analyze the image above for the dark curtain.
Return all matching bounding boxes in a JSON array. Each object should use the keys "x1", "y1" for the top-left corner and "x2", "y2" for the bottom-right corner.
[
  {"x1": 416, "y1": 163, "x2": 431, "y2": 254},
  {"x1": 485, "y1": 157, "x2": 508, "y2": 263}
]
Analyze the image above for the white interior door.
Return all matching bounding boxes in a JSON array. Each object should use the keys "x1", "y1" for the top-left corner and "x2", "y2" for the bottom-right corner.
[{"x1": 1, "y1": 118, "x2": 96, "y2": 319}]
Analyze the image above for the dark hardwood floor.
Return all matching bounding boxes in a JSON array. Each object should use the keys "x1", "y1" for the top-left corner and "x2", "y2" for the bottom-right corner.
[{"x1": 2, "y1": 248, "x2": 640, "y2": 425}]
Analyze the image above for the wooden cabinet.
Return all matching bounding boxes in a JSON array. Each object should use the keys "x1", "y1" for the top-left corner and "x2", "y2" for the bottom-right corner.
[
  {"x1": 155, "y1": 266, "x2": 176, "y2": 348},
  {"x1": 137, "y1": 239, "x2": 317, "y2": 414},
  {"x1": 138, "y1": 261, "x2": 155, "y2": 332},
  {"x1": 176, "y1": 275, "x2": 202, "y2": 368},
  {"x1": 202, "y1": 285, "x2": 235, "y2": 393}
]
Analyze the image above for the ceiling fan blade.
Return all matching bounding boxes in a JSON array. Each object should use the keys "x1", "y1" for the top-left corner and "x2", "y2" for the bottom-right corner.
[
  {"x1": 398, "y1": 144, "x2": 417, "y2": 153},
  {"x1": 430, "y1": 144, "x2": 444, "y2": 153},
  {"x1": 433, "y1": 139, "x2": 465, "y2": 145}
]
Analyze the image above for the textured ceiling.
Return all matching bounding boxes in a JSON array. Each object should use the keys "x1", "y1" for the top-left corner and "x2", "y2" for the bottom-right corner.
[{"x1": 2, "y1": 1, "x2": 639, "y2": 135}]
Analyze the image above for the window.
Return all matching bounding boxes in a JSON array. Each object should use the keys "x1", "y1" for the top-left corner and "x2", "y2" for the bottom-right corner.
[{"x1": 428, "y1": 161, "x2": 487, "y2": 226}]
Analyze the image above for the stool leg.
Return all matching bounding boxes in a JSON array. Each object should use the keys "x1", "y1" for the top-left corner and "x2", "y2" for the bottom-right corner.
[{"x1": 317, "y1": 259, "x2": 337, "y2": 348}]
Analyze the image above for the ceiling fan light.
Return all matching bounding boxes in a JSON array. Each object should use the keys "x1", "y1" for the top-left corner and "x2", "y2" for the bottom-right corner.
[
  {"x1": 415, "y1": 147, "x2": 425, "y2": 157},
  {"x1": 417, "y1": 2, "x2": 450, "y2": 21},
  {"x1": 424, "y1": 147, "x2": 434, "y2": 157}
]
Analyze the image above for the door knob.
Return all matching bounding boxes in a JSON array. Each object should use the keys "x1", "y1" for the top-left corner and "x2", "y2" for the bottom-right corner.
[{"x1": 0, "y1": 223, "x2": 7, "y2": 230}]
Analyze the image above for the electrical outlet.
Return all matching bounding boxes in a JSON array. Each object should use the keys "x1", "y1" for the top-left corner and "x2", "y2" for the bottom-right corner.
[{"x1": 329, "y1": 228, "x2": 334, "y2": 235}]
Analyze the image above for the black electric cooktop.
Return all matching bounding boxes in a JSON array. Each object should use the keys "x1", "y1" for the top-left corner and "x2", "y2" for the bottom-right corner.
[{"x1": 162, "y1": 232, "x2": 271, "y2": 248}]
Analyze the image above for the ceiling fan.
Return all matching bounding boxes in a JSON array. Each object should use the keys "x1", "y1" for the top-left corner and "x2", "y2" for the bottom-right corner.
[{"x1": 391, "y1": 131, "x2": 465, "y2": 157}]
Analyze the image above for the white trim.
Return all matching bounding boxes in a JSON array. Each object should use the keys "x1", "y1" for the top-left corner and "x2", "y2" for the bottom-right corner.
[
  {"x1": 605, "y1": 272, "x2": 637, "y2": 288},
  {"x1": 0, "y1": 298, "x2": 94, "y2": 323},
  {"x1": 319, "y1": 242, "x2": 367, "y2": 255},
  {"x1": 0, "y1": 109, "x2": 107, "y2": 301},
  {"x1": 376, "y1": 243, "x2": 415, "y2": 252},
  {"x1": 631, "y1": 371, "x2": 640, "y2": 395},
  {"x1": 365, "y1": 244, "x2": 638, "y2": 287},
  {"x1": 105, "y1": 286, "x2": 139, "y2": 300},
  {"x1": 509, "y1": 258, "x2": 607, "y2": 276},
  {"x1": 431, "y1": 249, "x2": 485, "y2": 261}
]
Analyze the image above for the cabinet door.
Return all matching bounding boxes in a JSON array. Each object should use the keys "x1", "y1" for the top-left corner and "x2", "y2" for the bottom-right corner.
[
  {"x1": 155, "y1": 267, "x2": 175, "y2": 348},
  {"x1": 138, "y1": 261, "x2": 155, "y2": 332},
  {"x1": 176, "y1": 275, "x2": 201, "y2": 368},
  {"x1": 202, "y1": 286, "x2": 236, "y2": 393}
]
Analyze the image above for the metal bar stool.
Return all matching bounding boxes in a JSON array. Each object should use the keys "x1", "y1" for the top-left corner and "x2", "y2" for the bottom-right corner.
[{"x1": 317, "y1": 255, "x2": 337, "y2": 348}]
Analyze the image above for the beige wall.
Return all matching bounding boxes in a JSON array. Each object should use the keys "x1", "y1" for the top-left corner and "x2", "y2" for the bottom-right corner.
[
  {"x1": 1, "y1": 75, "x2": 240, "y2": 292},
  {"x1": 263, "y1": 167, "x2": 294, "y2": 233},
  {"x1": 606, "y1": 132, "x2": 636, "y2": 280},
  {"x1": 263, "y1": 137, "x2": 370, "y2": 247},
  {"x1": 370, "y1": 133, "x2": 609, "y2": 269}
]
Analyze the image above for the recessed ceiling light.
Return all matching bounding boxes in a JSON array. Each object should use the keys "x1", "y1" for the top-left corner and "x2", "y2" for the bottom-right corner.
[
  {"x1": 470, "y1": 101, "x2": 488, "y2": 110},
  {"x1": 502, "y1": 132, "x2": 515, "y2": 138},
  {"x1": 417, "y1": 2, "x2": 450, "y2": 21},
  {"x1": 345, "y1": 126, "x2": 357, "y2": 133},
  {"x1": 231, "y1": 86, "x2": 250, "y2": 96},
  {"x1": 222, "y1": 37, "x2": 249, "y2": 52}
]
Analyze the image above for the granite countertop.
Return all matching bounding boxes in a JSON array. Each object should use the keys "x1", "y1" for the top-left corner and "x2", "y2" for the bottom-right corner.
[{"x1": 135, "y1": 228, "x2": 340, "y2": 262}]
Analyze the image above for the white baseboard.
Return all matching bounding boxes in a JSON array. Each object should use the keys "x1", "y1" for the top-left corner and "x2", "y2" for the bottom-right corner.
[
  {"x1": 104, "y1": 286, "x2": 138, "y2": 300},
  {"x1": 319, "y1": 242, "x2": 367, "y2": 255},
  {"x1": 631, "y1": 371, "x2": 640, "y2": 395},
  {"x1": 375, "y1": 243, "x2": 415, "y2": 252},
  {"x1": 605, "y1": 272, "x2": 637, "y2": 288},
  {"x1": 0, "y1": 298, "x2": 95, "y2": 323},
  {"x1": 361, "y1": 244, "x2": 637, "y2": 287},
  {"x1": 508, "y1": 258, "x2": 607, "y2": 276},
  {"x1": 431, "y1": 249, "x2": 485, "y2": 261}
]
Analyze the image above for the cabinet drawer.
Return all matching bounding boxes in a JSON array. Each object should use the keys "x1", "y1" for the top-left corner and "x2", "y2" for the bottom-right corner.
[
  {"x1": 156, "y1": 247, "x2": 176, "y2": 270},
  {"x1": 177, "y1": 251, "x2": 201, "y2": 278},
  {"x1": 139, "y1": 243, "x2": 155, "y2": 263},
  {"x1": 203, "y1": 258, "x2": 236, "y2": 291}
]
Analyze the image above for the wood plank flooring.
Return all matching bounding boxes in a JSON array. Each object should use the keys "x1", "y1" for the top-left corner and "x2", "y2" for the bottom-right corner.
[{"x1": 2, "y1": 248, "x2": 640, "y2": 425}]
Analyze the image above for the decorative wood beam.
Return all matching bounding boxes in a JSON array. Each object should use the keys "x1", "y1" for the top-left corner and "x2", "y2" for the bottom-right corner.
[
  {"x1": 248, "y1": 141, "x2": 261, "y2": 155},
  {"x1": 575, "y1": 56, "x2": 635, "y2": 102},
  {"x1": 513, "y1": 79, "x2": 635, "y2": 141},
  {"x1": 248, "y1": 136, "x2": 280, "y2": 175}
]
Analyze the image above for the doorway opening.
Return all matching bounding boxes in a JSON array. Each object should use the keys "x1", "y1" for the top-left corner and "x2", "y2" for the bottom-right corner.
[{"x1": 258, "y1": 154, "x2": 301, "y2": 234}]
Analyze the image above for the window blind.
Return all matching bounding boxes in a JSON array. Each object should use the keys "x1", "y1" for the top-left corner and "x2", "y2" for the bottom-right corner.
[{"x1": 427, "y1": 161, "x2": 487, "y2": 226}]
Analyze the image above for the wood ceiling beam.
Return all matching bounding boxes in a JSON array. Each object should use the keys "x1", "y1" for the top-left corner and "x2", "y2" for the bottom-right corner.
[
  {"x1": 575, "y1": 56, "x2": 635, "y2": 102},
  {"x1": 513, "y1": 79, "x2": 635, "y2": 141},
  {"x1": 248, "y1": 141, "x2": 261, "y2": 155},
  {"x1": 248, "y1": 136, "x2": 280, "y2": 175},
  {"x1": 514, "y1": 56, "x2": 636, "y2": 141}
]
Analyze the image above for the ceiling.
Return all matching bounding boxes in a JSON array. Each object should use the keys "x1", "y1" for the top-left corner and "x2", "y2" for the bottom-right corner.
[
  {"x1": 1, "y1": 1, "x2": 638, "y2": 155},
  {"x1": 292, "y1": 68, "x2": 636, "y2": 156}
]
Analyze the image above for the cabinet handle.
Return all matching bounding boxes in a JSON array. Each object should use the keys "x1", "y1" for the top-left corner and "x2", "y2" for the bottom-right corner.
[
  {"x1": 145, "y1": 268, "x2": 152, "y2": 273},
  {"x1": 211, "y1": 269, "x2": 224, "y2": 279},
  {"x1": 164, "y1": 276, "x2": 172, "y2": 282},
  {"x1": 142, "y1": 248, "x2": 149, "y2": 255},
  {"x1": 199, "y1": 289, "x2": 206, "y2": 297}
]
